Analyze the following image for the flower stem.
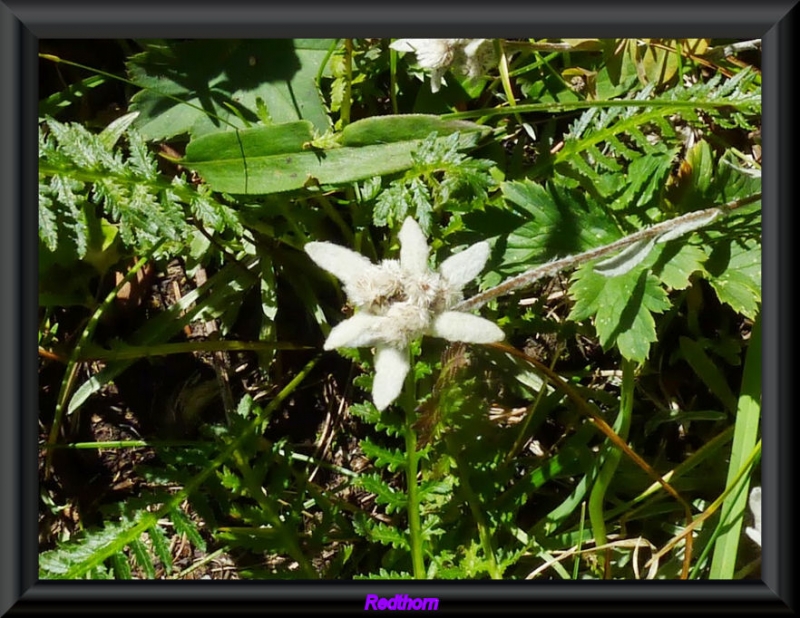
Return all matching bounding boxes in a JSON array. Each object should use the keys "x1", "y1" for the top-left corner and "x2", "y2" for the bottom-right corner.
[{"x1": 402, "y1": 352, "x2": 426, "y2": 579}]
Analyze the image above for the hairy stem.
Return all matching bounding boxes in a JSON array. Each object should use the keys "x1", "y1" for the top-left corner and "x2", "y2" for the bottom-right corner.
[
  {"x1": 402, "y1": 352, "x2": 426, "y2": 578},
  {"x1": 456, "y1": 193, "x2": 761, "y2": 312}
]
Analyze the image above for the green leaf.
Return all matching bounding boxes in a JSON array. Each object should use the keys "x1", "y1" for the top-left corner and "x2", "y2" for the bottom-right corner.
[
  {"x1": 650, "y1": 242, "x2": 708, "y2": 290},
  {"x1": 170, "y1": 508, "x2": 207, "y2": 552},
  {"x1": 147, "y1": 525, "x2": 173, "y2": 575},
  {"x1": 360, "y1": 439, "x2": 407, "y2": 473},
  {"x1": 182, "y1": 116, "x2": 488, "y2": 195},
  {"x1": 609, "y1": 149, "x2": 677, "y2": 210},
  {"x1": 353, "y1": 514, "x2": 410, "y2": 550},
  {"x1": 678, "y1": 336, "x2": 739, "y2": 413},
  {"x1": 340, "y1": 114, "x2": 490, "y2": 147},
  {"x1": 705, "y1": 238, "x2": 761, "y2": 318},
  {"x1": 358, "y1": 473, "x2": 408, "y2": 514},
  {"x1": 110, "y1": 551, "x2": 132, "y2": 579},
  {"x1": 128, "y1": 39, "x2": 335, "y2": 139},
  {"x1": 569, "y1": 266, "x2": 670, "y2": 363},
  {"x1": 499, "y1": 179, "x2": 621, "y2": 273},
  {"x1": 129, "y1": 536, "x2": 156, "y2": 579}
]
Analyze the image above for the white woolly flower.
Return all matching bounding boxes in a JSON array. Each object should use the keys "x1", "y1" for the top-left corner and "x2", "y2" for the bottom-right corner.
[
  {"x1": 389, "y1": 38, "x2": 496, "y2": 93},
  {"x1": 305, "y1": 217, "x2": 504, "y2": 410},
  {"x1": 746, "y1": 486, "x2": 761, "y2": 547}
]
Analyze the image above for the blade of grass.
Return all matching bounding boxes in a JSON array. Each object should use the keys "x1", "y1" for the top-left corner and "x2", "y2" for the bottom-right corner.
[
  {"x1": 708, "y1": 314, "x2": 761, "y2": 578},
  {"x1": 588, "y1": 357, "x2": 634, "y2": 577}
]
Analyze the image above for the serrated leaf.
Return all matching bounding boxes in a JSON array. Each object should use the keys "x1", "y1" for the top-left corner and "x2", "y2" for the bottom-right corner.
[
  {"x1": 129, "y1": 536, "x2": 156, "y2": 579},
  {"x1": 651, "y1": 242, "x2": 708, "y2": 290},
  {"x1": 500, "y1": 179, "x2": 621, "y2": 272},
  {"x1": 147, "y1": 525, "x2": 173, "y2": 575},
  {"x1": 170, "y1": 509, "x2": 207, "y2": 552},
  {"x1": 610, "y1": 149, "x2": 677, "y2": 211},
  {"x1": 110, "y1": 551, "x2": 132, "y2": 579},
  {"x1": 360, "y1": 439, "x2": 407, "y2": 472},
  {"x1": 358, "y1": 473, "x2": 408, "y2": 513},
  {"x1": 569, "y1": 266, "x2": 670, "y2": 362},
  {"x1": 705, "y1": 238, "x2": 761, "y2": 318},
  {"x1": 358, "y1": 520, "x2": 410, "y2": 550}
]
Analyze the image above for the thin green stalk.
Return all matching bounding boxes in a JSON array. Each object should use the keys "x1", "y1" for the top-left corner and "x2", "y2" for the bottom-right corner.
[
  {"x1": 389, "y1": 44, "x2": 399, "y2": 115},
  {"x1": 450, "y1": 444, "x2": 502, "y2": 579},
  {"x1": 709, "y1": 314, "x2": 762, "y2": 578},
  {"x1": 609, "y1": 425, "x2": 735, "y2": 522},
  {"x1": 645, "y1": 439, "x2": 761, "y2": 570},
  {"x1": 402, "y1": 352, "x2": 426, "y2": 578},
  {"x1": 315, "y1": 193, "x2": 355, "y2": 245},
  {"x1": 442, "y1": 95, "x2": 760, "y2": 122},
  {"x1": 573, "y1": 503, "x2": 587, "y2": 580},
  {"x1": 45, "y1": 248, "x2": 162, "y2": 473},
  {"x1": 689, "y1": 440, "x2": 761, "y2": 578},
  {"x1": 505, "y1": 343, "x2": 563, "y2": 464},
  {"x1": 340, "y1": 39, "x2": 353, "y2": 128},
  {"x1": 44, "y1": 440, "x2": 358, "y2": 479},
  {"x1": 76, "y1": 338, "x2": 310, "y2": 362},
  {"x1": 588, "y1": 358, "x2": 634, "y2": 577}
]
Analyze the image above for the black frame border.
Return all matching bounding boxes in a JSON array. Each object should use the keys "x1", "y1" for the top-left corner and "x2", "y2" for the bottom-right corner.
[{"x1": 2, "y1": 1, "x2": 795, "y2": 614}]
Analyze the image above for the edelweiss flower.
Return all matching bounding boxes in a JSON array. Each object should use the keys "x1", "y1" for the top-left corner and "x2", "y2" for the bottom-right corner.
[
  {"x1": 746, "y1": 486, "x2": 761, "y2": 547},
  {"x1": 389, "y1": 38, "x2": 496, "y2": 93},
  {"x1": 305, "y1": 217, "x2": 504, "y2": 410}
]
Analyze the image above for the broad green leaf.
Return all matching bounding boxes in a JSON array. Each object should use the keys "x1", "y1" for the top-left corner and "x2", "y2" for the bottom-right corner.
[
  {"x1": 340, "y1": 114, "x2": 490, "y2": 147},
  {"x1": 569, "y1": 266, "x2": 670, "y2": 363},
  {"x1": 128, "y1": 39, "x2": 335, "y2": 139},
  {"x1": 181, "y1": 116, "x2": 488, "y2": 195}
]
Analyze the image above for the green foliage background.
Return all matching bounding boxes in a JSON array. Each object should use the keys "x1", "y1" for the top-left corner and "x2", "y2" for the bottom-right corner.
[{"x1": 38, "y1": 38, "x2": 761, "y2": 581}]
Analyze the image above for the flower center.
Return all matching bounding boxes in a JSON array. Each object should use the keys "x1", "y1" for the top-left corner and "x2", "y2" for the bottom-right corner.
[{"x1": 343, "y1": 259, "x2": 462, "y2": 344}]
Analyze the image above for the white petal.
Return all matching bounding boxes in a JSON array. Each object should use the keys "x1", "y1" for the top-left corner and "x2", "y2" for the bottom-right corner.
[
  {"x1": 430, "y1": 311, "x2": 504, "y2": 343},
  {"x1": 389, "y1": 39, "x2": 418, "y2": 53},
  {"x1": 462, "y1": 39, "x2": 489, "y2": 58},
  {"x1": 439, "y1": 241, "x2": 490, "y2": 291},
  {"x1": 324, "y1": 313, "x2": 386, "y2": 350},
  {"x1": 392, "y1": 39, "x2": 453, "y2": 69},
  {"x1": 399, "y1": 217, "x2": 430, "y2": 275},
  {"x1": 429, "y1": 68, "x2": 446, "y2": 93},
  {"x1": 372, "y1": 345, "x2": 410, "y2": 411},
  {"x1": 746, "y1": 487, "x2": 762, "y2": 547},
  {"x1": 305, "y1": 242, "x2": 374, "y2": 287}
]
